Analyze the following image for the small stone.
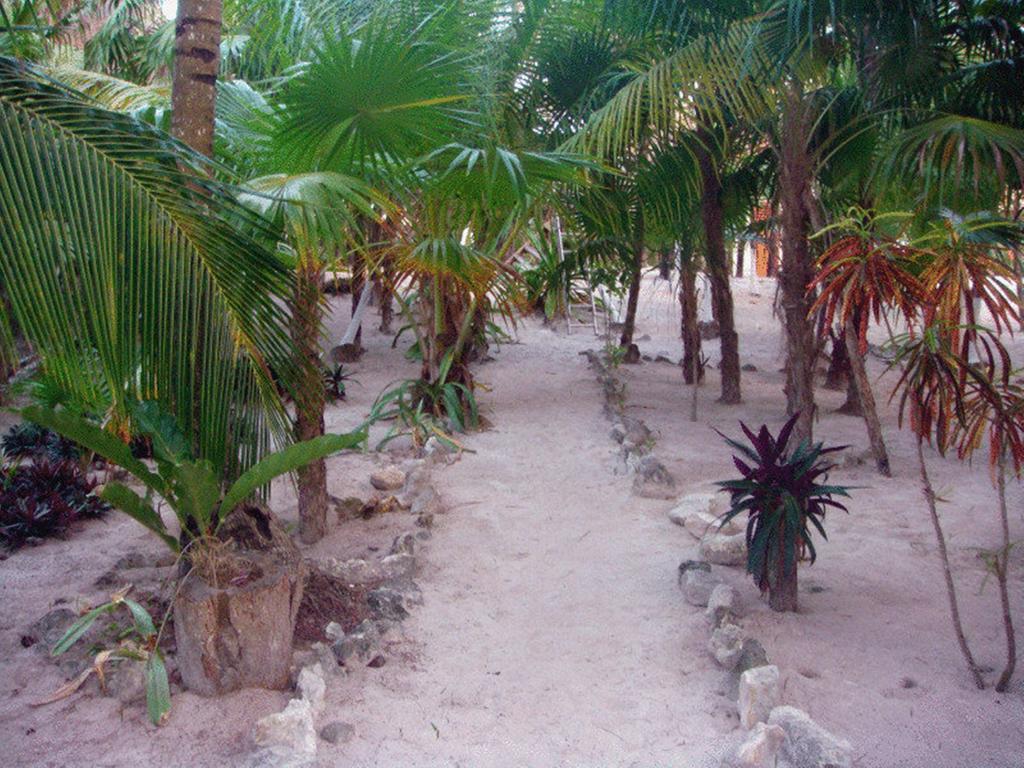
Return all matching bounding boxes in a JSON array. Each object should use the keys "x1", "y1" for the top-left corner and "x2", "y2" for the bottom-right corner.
[
  {"x1": 423, "y1": 436, "x2": 454, "y2": 462},
  {"x1": 389, "y1": 532, "x2": 417, "y2": 556},
  {"x1": 332, "y1": 496, "x2": 365, "y2": 521},
  {"x1": 331, "y1": 620, "x2": 380, "y2": 664},
  {"x1": 738, "y1": 665, "x2": 780, "y2": 729},
  {"x1": 705, "y1": 584, "x2": 739, "y2": 627},
  {"x1": 314, "y1": 557, "x2": 382, "y2": 585},
  {"x1": 367, "y1": 587, "x2": 410, "y2": 622},
  {"x1": 709, "y1": 623, "x2": 745, "y2": 670},
  {"x1": 411, "y1": 487, "x2": 442, "y2": 517},
  {"x1": 370, "y1": 466, "x2": 406, "y2": 491},
  {"x1": 297, "y1": 664, "x2": 326, "y2": 717},
  {"x1": 700, "y1": 531, "x2": 747, "y2": 567},
  {"x1": 320, "y1": 721, "x2": 354, "y2": 745},
  {"x1": 253, "y1": 699, "x2": 317, "y2": 760},
  {"x1": 632, "y1": 456, "x2": 677, "y2": 499},
  {"x1": 366, "y1": 655, "x2": 386, "y2": 668},
  {"x1": 721, "y1": 722, "x2": 786, "y2": 767},
  {"x1": 310, "y1": 642, "x2": 340, "y2": 675},
  {"x1": 768, "y1": 706, "x2": 853, "y2": 768},
  {"x1": 324, "y1": 622, "x2": 345, "y2": 643},
  {"x1": 416, "y1": 513, "x2": 434, "y2": 529},
  {"x1": 610, "y1": 423, "x2": 627, "y2": 444},
  {"x1": 735, "y1": 639, "x2": 770, "y2": 675},
  {"x1": 684, "y1": 509, "x2": 742, "y2": 541},
  {"x1": 683, "y1": 568, "x2": 721, "y2": 607},
  {"x1": 380, "y1": 553, "x2": 416, "y2": 581},
  {"x1": 105, "y1": 660, "x2": 146, "y2": 704},
  {"x1": 741, "y1": 363, "x2": 758, "y2": 372}
]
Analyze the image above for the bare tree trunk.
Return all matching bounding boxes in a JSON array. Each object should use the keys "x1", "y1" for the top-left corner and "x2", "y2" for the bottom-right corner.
[
  {"x1": 735, "y1": 239, "x2": 745, "y2": 278},
  {"x1": 293, "y1": 255, "x2": 328, "y2": 544},
  {"x1": 917, "y1": 436, "x2": 986, "y2": 689},
  {"x1": 679, "y1": 264, "x2": 703, "y2": 386},
  {"x1": 995, "y1": 448, "x2": 1017, "y2": 692},
  {"x1": 171, "y1": 0, "x2": 221, "y2": 157},
  {"x1": 823, "y1": 329, "x2": 847, "y2": 391},
  {"x1": 778, "y1": 91, "x2": 817, "y2": 445},
  {"x1": 350, "y1": 249, "x2": 365, "y2": 351},
  {"x1": 697, "y1": 130, "x2": 741, "y2": 404},
  {"x1": 845, "y1": 317, "x2": 891, "y2": 476}
]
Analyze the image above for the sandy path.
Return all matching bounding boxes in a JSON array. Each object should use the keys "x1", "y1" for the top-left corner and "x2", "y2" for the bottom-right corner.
[{"x1": 327, "y1": 325, "x2": 732, "y2": 767}]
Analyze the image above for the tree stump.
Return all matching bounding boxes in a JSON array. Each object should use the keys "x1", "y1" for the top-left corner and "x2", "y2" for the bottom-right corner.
[{"x1": 173, "y1": 552, "x2": 305, "y2": 696}]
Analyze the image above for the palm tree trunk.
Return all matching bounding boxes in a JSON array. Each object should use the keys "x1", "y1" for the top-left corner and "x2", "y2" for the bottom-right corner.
[
  {"x1": 619, "y1": 218, "x2": 644, "y2": 349},
  {"x1": 350, "y1": 248, "x2": 366, "y2": 351},
  {"x1": 170, "y1": 0, "x2": 221, "y2": 157},
  {"x1": 734, "y1": 239, "x2": 745, "y2": 278},
  {"x1": 767, "y1": 532, "x2": 798, "y2": 612},
  {"x1": 679, "y1": 263, "x2": 702, "y2": 386},
  {"x1": 696, "y1": 132, "x2": 741, "y2": 404},
  {"x1": 375, "y1": 253, "x2": 395, "y2": 334},
  {"x1": 917, "y1": 436, "x2": 986, "y2": 689},
  {"x1": 293, "y1": 255, "x2": 328, "y2": 544},
  {"x1": 844, "y1": 317, "x2": 891, "y2": 476},
  {"x1": 778, "y1": 91, "x2": 817, "y2": 444},
  {"x1": 995, "y1": 447, "x2": 1017, "y2": 692}
]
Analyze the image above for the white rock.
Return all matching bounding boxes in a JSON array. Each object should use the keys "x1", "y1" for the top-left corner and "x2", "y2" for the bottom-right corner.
[
  {"x1": 738, "y1": 665, "x2": 780, "y2": 729},
  {"x1": 315, "y1": 557, "x2": 381, "y2": 585},
  {"x1": 685, "y1": 509, "x2": 742, "y2": 540},
  {"x1": 253, "y1": 698, "x2": 317, "y2": 762},
  {"x1": 683, "y1": 568, "x2": 721, "y2": 607},
  {"x1": 705, "y1": 583, "x2": 739, "y2": 626},
  {"x1": 721, "y1": 722, "x2": 787, "y2": 767},
  {"x1": 768, "y1": 706, "x2": 853, "y2": 768},
  {"x1": 370, "y1": 465, "x2": 406, "y2": 491},
  {"x1": 380, "y1": 552, "x2": 416, "y2": 580},
  {"x1": 324, "y1": 622, "x2": 345, "y2": 642},
  {"x1": 708, "y1": 623, "x2": 745, "y2": 669},
  {"x1": 700, "y1": 531, "x2": 747, "y2": 566},
  {"x1": 297, "y1": 664, "x2": 326, "y2": 717}
]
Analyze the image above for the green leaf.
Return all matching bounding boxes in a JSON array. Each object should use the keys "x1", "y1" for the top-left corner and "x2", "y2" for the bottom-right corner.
[
  {"x1": 23, "y1": 407, "x2": 166, "y2": 496},
  {"x1": 99, "y1": 482, "x2": 179, "y2": 552},
  {"x1": 167, "y1": 461, "x2": 221, "y2": 536},
  {"x1": 122, "y1": 599, "x2": 156, "y2": 638},
  {"x1": 220, "y1": 431, "x2": 366, "y2": 517},
  {"x1": 52, "y1": 602, "x2": 117, "y2": 656},
  {"x1": 145, "y1": 651, "x2": 171, "y2": 726},
  {"x1": 131, "y1": 401, "x2": 191, "y2": 464}
]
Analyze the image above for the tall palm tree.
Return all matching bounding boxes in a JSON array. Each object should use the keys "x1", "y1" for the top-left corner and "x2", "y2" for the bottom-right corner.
[{"x1": 170, "y1": 0, "x2": 220, "y2": 155}]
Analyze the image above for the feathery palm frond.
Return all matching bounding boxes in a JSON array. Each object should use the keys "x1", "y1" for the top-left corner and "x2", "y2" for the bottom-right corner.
[{"x1": 0, "y1": 56, "x2": 299, "y2": 478}]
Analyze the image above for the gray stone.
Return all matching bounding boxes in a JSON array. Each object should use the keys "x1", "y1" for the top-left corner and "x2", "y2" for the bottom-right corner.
[
  {"x1": 738, "y1": 665, "x2": 780, "y2": 729},
  {"x1": 423, "y1": 436, "x2": 454, "y2": 462},
  {"x1": 320, "y1": 721, "x2": 355, "y2": 745},
  {"x1": 683, "y1": 568, "x2": 721, "y2": 607},
  {"x1": 380, "y1": 553, "x2": 416, "y2": 581},
  {"x1": 705, "y1": 583, "x2": 739, "y2": 627},
  {"x1": 367, "y1": 587, "x2": 411, "y2": 621},
  {"x1": 315, "y1": 557, "x2": 381, "y2": 586},
  {"x1": 632, "y1": 456, "x2": 677, "y2": 499},
  {"x1": 685, "y1": 508, "x2": 742, "y2": 540},
  {"x1": 310, "y1": 642, "x2": 340, "y2": 675},
  {"x1": 105, "y1": 660, "x2": 147, "y2": 704},
  {"x1": 709, "y1": 623, "x2": 745, "y2": 670},
  {"x1": 721, "y1": 722, "x2": 787, "y2": 768},
  {"x1": 390, "y1": 532, "x2": 417, "y2": 556},
  {"x1": 253, "y1": 698, "x2": 317, "y2": 763},
  {"x1": 700, "y1": 531, "x2": 747, "y2": 567},
  {"x1": 324, "y1": 622, "x2": 345, "y2": 643},
  {"x1": 735, "y1": 639, "x2": 770, "y2": 675},
  {"x1": 370, "y1": 466, "x2": 406, "y2": 491},
  {"x1": 297, "y1": 663, "x2": 326, "y2": 717},
  {"x1": 411, "y1": 486, "x2": 443, "y2": 517},
  {"x1": 768, "y1": 706, "x2": 853, "y2": 768},
  {"x1": 331, "y1": 620, "x2": 380, "y2": 664}
]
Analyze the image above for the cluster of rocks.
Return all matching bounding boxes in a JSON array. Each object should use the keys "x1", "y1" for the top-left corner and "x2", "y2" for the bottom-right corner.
[
  {"x1": 671, "y1": 491, "x2": 853, "y2": 768},
  {"x1": 582, "y1": 349, "x2": 677, "y2": 500},
  {"x1": 251, "y1": 457, "x2": 445, "y2": 766}
]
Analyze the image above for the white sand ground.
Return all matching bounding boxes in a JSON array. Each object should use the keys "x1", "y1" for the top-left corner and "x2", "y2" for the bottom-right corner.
[{"x1": 0, "y1": 276, "x2": 1021, "y2": 767}]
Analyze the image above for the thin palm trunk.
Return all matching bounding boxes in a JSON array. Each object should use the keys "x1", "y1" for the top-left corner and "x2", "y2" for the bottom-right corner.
[
  {"x1": 696, "y1": 132, "x2": 741, "y2": 404},
  {"x1": 619, "y1": 214, "x2": 644, "y2": 349},
  {"x1": 777, "y1": 92, "x2": 817, "y2": 444},
  {"x1": 845, "y1": 317, "x2": 891, "y2": 476},
  {"x1": 916, "y1": 436, "x2": 986, "y2": 689},
  {"x1": 767, "y1": 530, "x2": 799, "y2": 612},
  {"x1": 679, "y1": 263, "x2": 702, "y2": 387},
  {"x1": 293, "y1": 254, "x2": 328, "y2": 544},
  {"x1": 995, "y1": 447, "x2": 1017, "y2": 692}
]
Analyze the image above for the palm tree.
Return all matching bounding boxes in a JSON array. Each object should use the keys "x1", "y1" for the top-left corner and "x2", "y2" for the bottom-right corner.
[
  {"x1": 0, "y1": 56, "x2": 298, "y2": 479},
  {"x1": 170, "y1": 0, "x2": 220, "y2": 155}
]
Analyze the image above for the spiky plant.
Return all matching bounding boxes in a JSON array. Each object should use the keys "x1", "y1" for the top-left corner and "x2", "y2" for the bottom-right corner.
[{"x1": 716, "y1": 413, "x2": 850, "y2": 613}]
